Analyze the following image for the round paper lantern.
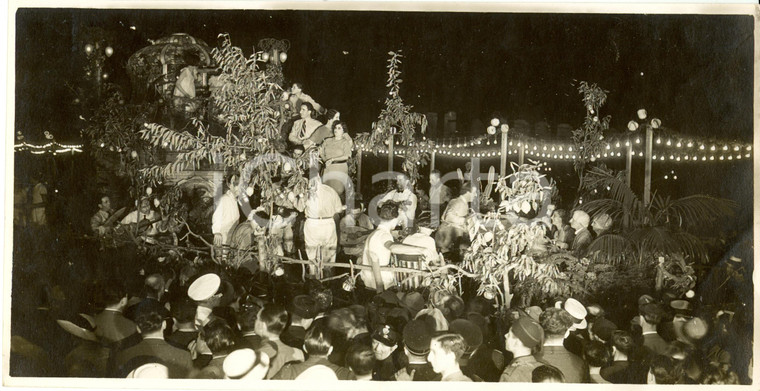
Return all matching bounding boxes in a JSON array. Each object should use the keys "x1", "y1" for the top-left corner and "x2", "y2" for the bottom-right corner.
[
  {"x1": 146, "y1": 187, "x2": 153, "y2": 195},
  {"x1": 637, "y1": 109, "x2": 647, "y2": 120},
  {"x1": 486, "y1": 126, "x2": 497, "y2": 135},
  {"x1": 627, "y1": 121, "x2": 639, "y2": 131},
  {"x1": 279, "y1": 52, "x2": 288, "y2": 63},
  {"x1": 84, "y1": 44, "x2": 94, "y2": 55},
  {"x1": 105, "y1": 46, "x2": 114, "y2": 57},
  {"x1": 490, "y1": 118, "x2": 500, "y2": 127},
  {"x1": 261, "y1": 52, "x2": 270, "y2": 62},
  {"x1": 650, "y1": 118, "x2": 661, "y2": 129}
]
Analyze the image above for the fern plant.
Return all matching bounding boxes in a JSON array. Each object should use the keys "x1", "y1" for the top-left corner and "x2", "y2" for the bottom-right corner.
[{"x1": 581, "y1": 166, "x2": 736, "y2": 264}]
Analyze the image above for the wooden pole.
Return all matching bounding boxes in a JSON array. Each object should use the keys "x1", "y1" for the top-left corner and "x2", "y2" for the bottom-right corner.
[
  {"x1": 644, "y1": 126, "x2": 653, "y2": 205},
  {"x1": 356, "y1": 150, "x2": 363, "y2": 194},
  {"x1": 500, "y1": 129, "x2": 509, "y2": 178},
  {"x1": 388, "y1": 133, "x2": 394, "y2": 173},
  {"x1": 626, "y1": 142, "x2": 633, "y2": 187},
  {"x1": 518, "y1": 144, "x2": 525, "y2": 165},
  {"x1": 430, "y1": 150, "x2": 436, "y2": 172}
]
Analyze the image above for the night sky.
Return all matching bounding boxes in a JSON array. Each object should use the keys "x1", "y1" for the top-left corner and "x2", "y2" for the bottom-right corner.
[{"x1": 15, "y1": 7, "x2": 754, "y2": 144}]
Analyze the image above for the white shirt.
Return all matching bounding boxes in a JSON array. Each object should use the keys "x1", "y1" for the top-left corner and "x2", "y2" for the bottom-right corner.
[
  {"x1": 121, "y1": 209, "x2": 159, "y2": 235},
  {"x1": 212, "y1": 190, "x2": 240, "y2": 245},
  {"x1": 379, "y1": 188, "x2": 417, "y2": 228},
  {"x1": 359, "y1": 226, "x2": 396, "y2": 291}
]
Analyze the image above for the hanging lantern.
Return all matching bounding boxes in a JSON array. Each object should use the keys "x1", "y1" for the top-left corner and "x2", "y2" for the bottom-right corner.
[
  {"x1": 650, "y1": 118, "x2": 661, "y2": 129},
  {"x1": 131, "y1": 150, "x2": 138, "y2": 159},
  {"x1": 279, "y1": 51, "x2": 288, "y2": 63},
  {"x1": 490, "y1": 118, "x2": 500, "y2": 127},
  {"x1": 637, "y1": 109, "x2": 647, "y2": 120},
  {"x1": 261, "y1": 52, "x2": 270, "y2": 62},
  {"x1": 146, "y1": 187, "x2": 153, "y2": 195},
  {"x1": 153, "y1": 198, "x2": 160, "y2": 208},
  {"x1": 84, "y1": 44, "x2": 94, "y2": 55},
  {"x1": 105, "y1": 46, "x2": 114, "y2": 57},
  {"x1": 627, "y1": 121, "x2": 639, "y2": 131},
  {"x1": 487, "y1": 126, "x2": 496, "y2": 135}
]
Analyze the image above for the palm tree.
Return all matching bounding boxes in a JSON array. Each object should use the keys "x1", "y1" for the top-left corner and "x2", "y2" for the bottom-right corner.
[{"x1": 580, "y1": 166, "x2": 736, "y2": 265}]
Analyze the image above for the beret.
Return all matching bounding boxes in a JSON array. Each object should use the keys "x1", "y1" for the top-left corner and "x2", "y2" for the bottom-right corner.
[{"x1": 511, "y1": 316, "x2": 544, "y2": 349}]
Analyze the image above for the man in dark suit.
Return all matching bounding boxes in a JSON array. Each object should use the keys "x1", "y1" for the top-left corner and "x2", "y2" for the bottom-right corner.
[
  {"x1": 93, "y1": 282, "x2": 137, "y2": 347},
  {"x1": 272, "y1": 324, "x2": 355, "y2": 380},
  {"x1": 113, "y1": 302, "x2": 193, "y2": 378},
  {"x1": 165, "y1": 298, "x2": 197, "y2": 351}
]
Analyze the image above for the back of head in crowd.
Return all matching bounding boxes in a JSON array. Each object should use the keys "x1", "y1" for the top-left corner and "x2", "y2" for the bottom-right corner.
[
  {"x1": 202, "y1": 318, "x2": 236, "y2": 355},
  {"x1": 135, "y1": 305, "x2": 165, "y2": 335},
  {"x1": 378, "y1": 203, "x2": 400, "y2": 222},
  {"x1": 171, "y1": 298, "x2": 197, "y2": 325},
  {"x1": 540, "y1": 307, "x2": 574, "y2": 337},
  {"x1": 584, "y1": 340, "x2": 612, "y2": 368},
  {"x1": 345, "y1": 344, "x2": 374, "y2": 378},
  {"x1": 532, "y1": 365, "x2": 565, "y2": 383},
  {"x1": 257, "y1": 303, "x2": 288, "y2": 337},
  {"x1": 648, "y1": 355, "x2": 682, "y2": 384},
  {"x1": 304, "y1": 324, "x2": 332, "y2": 356}
]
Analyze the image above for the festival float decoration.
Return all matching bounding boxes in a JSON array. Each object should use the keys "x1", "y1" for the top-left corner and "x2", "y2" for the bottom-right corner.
[
  {"x1": 354, "y1": 50, "x2": 431, "y2": 186},
  {"x1": 134, "y1": 34, "x2": 310, "y2": 271}
]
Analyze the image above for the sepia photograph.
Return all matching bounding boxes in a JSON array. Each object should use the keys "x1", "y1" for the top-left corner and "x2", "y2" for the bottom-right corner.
[{"x1": 4, "y1": 2, "x2": 757, "y2": 389}]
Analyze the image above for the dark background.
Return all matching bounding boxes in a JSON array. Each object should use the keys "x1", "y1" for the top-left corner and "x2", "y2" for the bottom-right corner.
[
  {"x1": 13, "y1": 7, "x2": 755, "y2": 229},
  {"x1": 16, "y1": 9, "x2": 754, "y2": 141}
]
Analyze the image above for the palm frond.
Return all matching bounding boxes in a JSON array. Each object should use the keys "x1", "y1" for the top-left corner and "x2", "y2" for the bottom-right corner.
[
  {"x1": 627, "y1": 226, "x2": 709, "y2": 263},
  {"x1": 582, "y1": 166, "x2": 645, "y2": 227},
  {"x1": 653, "y1": 195, "x2": 736, "y2": 230},
  {"x1": 670, "y1": 231, "x2": 710, "y2": 264},
  {"x1": 587, "y1": 233, "x2": 637, "y2": 264}
]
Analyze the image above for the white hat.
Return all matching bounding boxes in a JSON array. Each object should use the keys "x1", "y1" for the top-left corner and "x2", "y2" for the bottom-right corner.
[
  {"x1": 560, "y1": 298, "x2": 588, "y2": 330},
  {"x1": 223, "y1": 348, "x2": 256, "y2": 379},
  {"x1": 295, "y1": 365, "x2": 338, "y2": 380},
  {"x1": 127, "y1": 363, "x2": 169, "y2": 379},
  {"x1": 188, "y1": 273, "x2": 221, "y2": 301}
]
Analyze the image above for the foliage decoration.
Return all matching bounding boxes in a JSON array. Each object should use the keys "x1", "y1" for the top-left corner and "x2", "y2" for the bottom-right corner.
[
  {"x1": 138, "y1": 34, "x2": 309, "y2": 198},
  {"x1": 355, "y1": 50, "x2": 430, "y2": 184},
  {"x1": 571, "y1": 81, "x2": 611, "y2": 195},
  {"x1": 463, "y1": 161, "x2": 560, "y2": 309},
  {"x1": 135, "y1": 34, "x2": 313, "y2": 268}
]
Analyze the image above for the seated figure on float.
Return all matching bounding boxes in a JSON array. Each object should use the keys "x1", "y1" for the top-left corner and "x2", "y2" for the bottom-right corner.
[
  {"x1": 212, "y1": 171, "x2": 242, "y2": 250},
  {"x1": 359, "y1": 203, "x2": 438, "y2": 293},
  {"x1": 339, "y1": 199, "x2": 374, "y2": 259},
  {"x1": 120, "y1": 197, "x2": 160, "y2": 237},
  {"x1": 435, "y1": 182, "x2": 477, "y2": 254},
  {"x1": 377, "y1": 173, "x2": 418, "y2": 230}
]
